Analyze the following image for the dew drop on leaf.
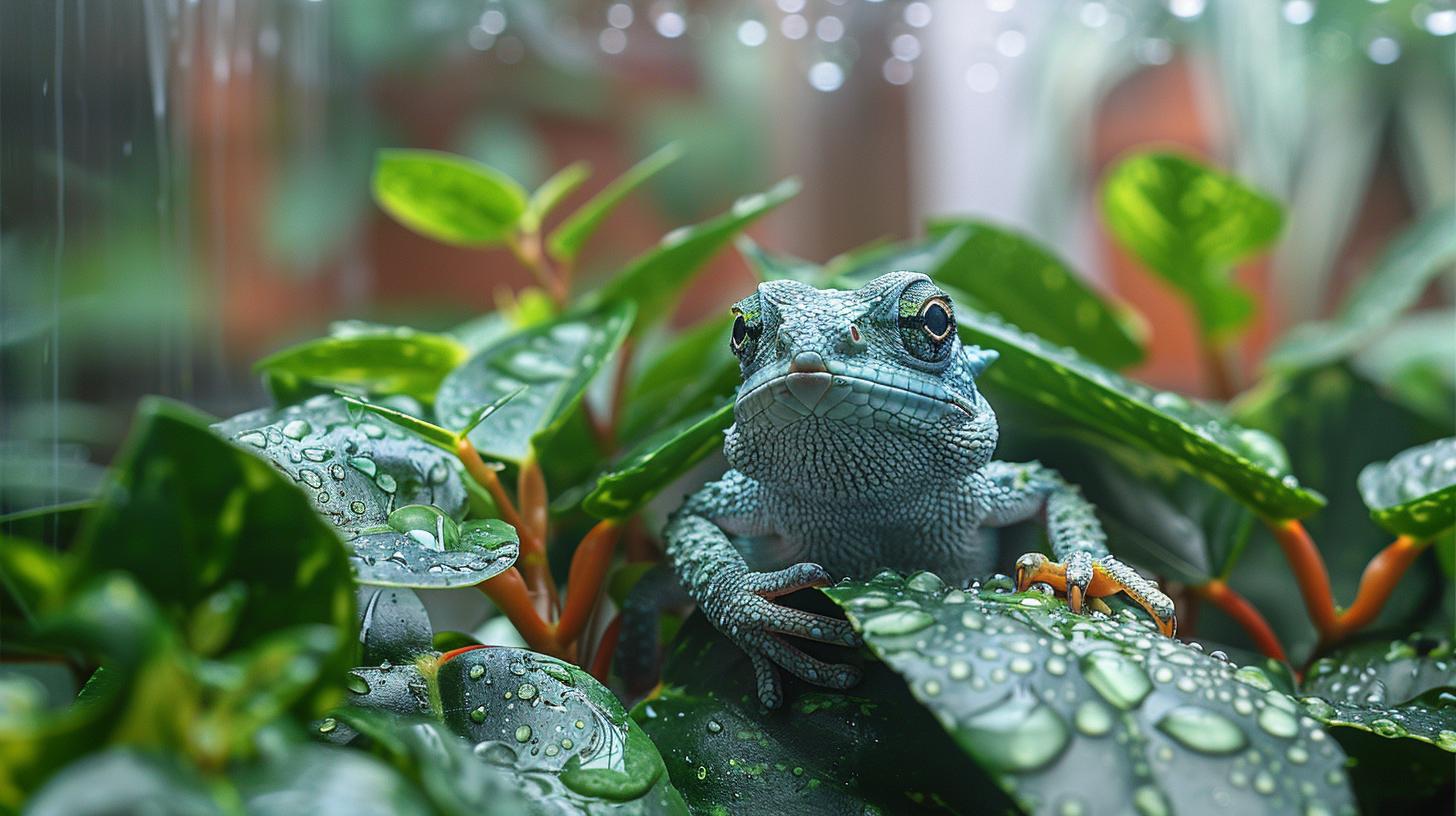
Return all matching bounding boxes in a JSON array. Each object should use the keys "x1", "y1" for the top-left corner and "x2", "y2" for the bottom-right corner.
[{"x1": 1156, "y1": 706, "x2": 1248, "y2": 754}]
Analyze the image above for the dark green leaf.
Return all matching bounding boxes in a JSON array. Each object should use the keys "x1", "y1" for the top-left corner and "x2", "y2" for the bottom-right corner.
[
  {"x1": 1267, "y1": 203, "x2": 1456, "y2": 373},
  {"x1": 959, "y1": 309, "x2": 1324, "y2": 519},
  {"x1": 522, "y1": 161, "x2": 591, "y2": 234},
  {"x1": 0, "y1": 500, "x2": 94, "y2": 548},
  {"x1": 620, "y1": 313, "x2": 738, "y2": 443},
  {"x1": 357, "y1": 587, "x2": 434, "y2": 667},
  {"x1": 549, "y1": 143, "x2": 683, "y2": 262},
  {"x1": 925, "y1": 219, "x2": 1146, "y2": 368},
  {"x1": 583, "y1": 404, "x2": 732, "y2": 520},
  {"x1": 435, "y1": 301, "x2": 635, "y2": 464},
  {"x1": 823, "y1": 572, "x2": 1356, "y2": 815},
  {"x1": 372, "y1": 149, "x2": 526, "y2": 247},
  {"x1": 81, "y1": 398, "x2": 355, "y2": 658},
  {"x1": 235, "y1": 742, "x2": 436, "y2": 816},
  {"x1": 588, "y1": 179, "x2": 799, "y2": 326},
  {"x1": 1357, "y1": 437, "x2": 1456, "y2": 538},
  {"x1": 255, "y1": 329, "x2": 469, "y2": 403},
  {"x1": 27, "y1": 748, "x2": 226, "y2": 816},
  {"x1": 342, "y1": 663, "x2": 435, "y2": 719},
  {"x1": 638, "y1": 614, "x2": 1014, "y2": 815},
  {"x1": 1101, "y1": 152, "x2": 1282, "y2": 343},
  {"x1": 352, "y1": 514, "x2": 519, "y2": 589}
]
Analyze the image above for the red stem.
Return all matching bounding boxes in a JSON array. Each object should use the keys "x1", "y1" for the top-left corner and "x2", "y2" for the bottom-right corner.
[{"x1": 1195, "y1": 579, "x2": 1288, "y2": 662}]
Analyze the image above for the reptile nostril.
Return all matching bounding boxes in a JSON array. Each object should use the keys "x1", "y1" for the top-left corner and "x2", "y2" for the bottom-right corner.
[{"x1": 789, "y1": 351, "x2": 828, "y2": 374}]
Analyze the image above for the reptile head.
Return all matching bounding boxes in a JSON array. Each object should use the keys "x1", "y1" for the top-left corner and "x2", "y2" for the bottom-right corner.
[{"x1": 724, "y1": 271, "x2": 999, "y2": 493}]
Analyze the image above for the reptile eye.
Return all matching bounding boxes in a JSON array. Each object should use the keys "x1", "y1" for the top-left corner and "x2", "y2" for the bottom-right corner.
[
  {"x1": 920, "y1": 298, "x2": 953, "y2": 342},
  {"x1": 730, "y1": 312, "x2": 749, "y2": 353}
]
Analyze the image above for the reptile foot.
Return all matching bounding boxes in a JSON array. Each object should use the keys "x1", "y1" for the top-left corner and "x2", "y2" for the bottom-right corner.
[{"x1": 1014, "y1": 551, "x2": 1177, "y2": 637}]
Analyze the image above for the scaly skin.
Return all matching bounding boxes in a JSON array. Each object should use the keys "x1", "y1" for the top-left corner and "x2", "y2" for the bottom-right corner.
[{"x1": 664, "y1": 271, "x2": 1174, "y2": 708}]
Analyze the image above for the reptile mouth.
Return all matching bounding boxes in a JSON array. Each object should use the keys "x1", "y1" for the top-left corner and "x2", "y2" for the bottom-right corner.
[{"x1": 736, "y1": 361, "x2": 973, "y2": 428}]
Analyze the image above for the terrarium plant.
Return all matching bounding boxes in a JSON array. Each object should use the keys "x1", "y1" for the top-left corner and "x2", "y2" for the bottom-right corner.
[{"x1": 1, "y1": 145, "x2": 1451, "y2": 814}]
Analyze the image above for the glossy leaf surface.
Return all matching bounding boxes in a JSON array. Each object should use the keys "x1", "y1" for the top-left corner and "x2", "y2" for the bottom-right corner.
[
  {"x1": 583, "y1": 404, "x2": 733, "y2": 520},
  {"x1": 1356, "y1": 437, "x2": 1456, "y2": 538},
  {"x1": 255, "y1": 330, "x2": 469, "y2": 403},
  {"x1": 372, "y1": 149, "x2": 526, "y2": 247}
]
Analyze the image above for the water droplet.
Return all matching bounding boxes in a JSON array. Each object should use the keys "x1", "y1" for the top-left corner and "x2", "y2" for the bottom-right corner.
[
  {"x1": 961, "y1": 692, "x2": 1070, "y2": 772},
  {"x1": 514, "y1": 725, "x2": 533, "y2": 742},
  {"x1": 318, "y1": 717, "x2": 337, "y2": 733},
  {"x1": 350, "y1": 501, "x2": 366, "y2": 514},
  {"x1": 238, "y1": 431, "x2": 267, "y2": 448},
  {"x1": 1132, "y1": 785, "x2": 1170, "y2": 816},
  {"x1": 470, "y1": 705, "x2": 487, "y2": 723},
  {"x1": 350, "y1": 456, "x2": 378, "y2": 478},
  {"x1": 300, "y1": 468, "x2": 323, "y2": 489},
  {"x1": 282, "y1": 419, "x2": 312, "y2": 440},
  {"x1": 377, "y1": 474, "x2": 398, "y2": 493},
  {"x1": 1156, "y1": 706, "x2": 1248, "y2": 754},
  {"x1": 1009, "y1": 657, "x2": 1034, "y2": 675},
  {"x1": 469, "y1": 664, "x2": 486, "y2": 681},
  {"x1": 474, "y1": 741, "x2": 517, "y2": 765},
  {"x1": 696, "y1": 765, "x2": 708, "y2": 780},
  {"x1": 862, "y1": 608, "x2": 933, "y2": 636},
  {"x1": 1253, "y1": 770, "x2": 1276, "y2": 794},
  {"x1": 1082, "y1": 651, "x2": 1152, "y2": 710},
  {"x1": 707, "y1": 719, "x2": 722, "y2": 733},
  {"x1": 517, "y1": 682, "x2": 537, "y2": 700},
  {"x1": 347, "y1": 673, "x2": 370, "y2": 695},
  {"x1": 906, "y1": 571, "x2": 945, "y2": 593},
  {"x1": 330, "y1": 464, "x2": 346, "y2": 481},
  {"x1": 1257, "y1": 706, "x2": 1299, "y2": 738},
  {"x1": 1074, "y1": 701, "x2": 1114, "y2": 736}
]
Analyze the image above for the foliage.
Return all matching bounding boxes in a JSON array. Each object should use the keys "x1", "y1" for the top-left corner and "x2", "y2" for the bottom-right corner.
[{"x1": 2, "y1": 148, "x2": 1450, "y2": 814}]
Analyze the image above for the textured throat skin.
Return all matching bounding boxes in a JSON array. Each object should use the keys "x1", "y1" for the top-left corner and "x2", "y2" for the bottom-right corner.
[{"x1": 722, "y1": 271, "x2": 1000, "y2": 579}]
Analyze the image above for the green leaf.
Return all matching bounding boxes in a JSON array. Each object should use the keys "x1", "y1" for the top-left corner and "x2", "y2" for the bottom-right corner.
[
  {"x1": 1267, "y1": 203, "x2": 1456, "y2": 373},
  {"x1": 340, "y1": 663, "x2": 435, "y2": 720},
  {"x1": 1357, "y1": 437, "x2": 1456, "y2": 538},
  {"x1": 1101, "y1": 152, "x2": 1283, "y2": 343},
  {"x1": 255, "y1": 330, "x2": 469, "y2": 403},
  {"x1": 822, "y1": 572, "x2": 1356, "y2": 815},
  {"x1": 1298, "y1": 638, "x2": 1455, "y2": 809},
  {"x1": 925, "y1": 219, "x2": 1147, "y2": 368},
  {"x1": 0, "y1": 500, "x2": 94, "y2": 547},
  {"x1": 959, "y1": 308, "x2": 1325, "y2": 519},
  {"x1": 81, "y1": 398, "x2": 355, "y2": 657},
  {"x1": 357, "y1": 587, "x2": 434, "y2": 667},
  {"x1": 588, "y1": 178, "x2": 799, "y2": 326},
  {"x1": 437, "y1": 647, "x2": 684, "y2": 810},
  {"x1": 637, "y1": 614, "x2": 1013, "y2": 814},
  {"x1": 234, "y1": 742, "x2": 437, "y2": 816},
  {"x1": 521, "y1": 161, "x2": 591, "y2": 234},
  {"x1": 1351, "y1": 309, "x2": 1456, "y2": 427},
  {"x1": 26, "y1": 748, "x2": 227, "y2": 816},
  {"x1": 583, "y1": 403, "x2": 733, "y2": 520},
  {"x1": 619, "y1": 313, "x2": 738, "y2": 443},
  {"x1": 435, "y1": 301, "x2": 636, "y2": 464},
  {"x1": 372, "y1": 149, "x2": 527, "y2": 247},
  {"x1": 736, "y1": 235, "x2": 825, "y2": 285},
  {"x1": 353, "y1": 513, "x2": 519, "y2": 589},
  {"x1": 337, "y1": 392, "x2": 460, "y2": 452},
  {"x1": 548, "y1": 142, "x2": 683, "y2": 262}
]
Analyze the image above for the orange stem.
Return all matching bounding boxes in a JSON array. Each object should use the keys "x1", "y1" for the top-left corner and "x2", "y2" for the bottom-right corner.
[
  {"x1": 1195, "y1": 579, "x2": 1287, "y2": 662},
  {"x1": 457, "y1": 440, "x2": 536, "y2": 551},
  {"x1": 1265, "y1": 519, "x2": 1338, "y2": 636},
  {"x1": 590, "y1": 614, "x2": 622, "y2": 683},
  {"x1": 1331, "y1": 536, "x2": 1427, "y2": 640},
  {"x1": 555, "y1": 520, "x2": 621, "y2": 646},
  {"x1": 515, "y1": 458, "x2": 558, "y2": 615},
  {"x1": 477, "y1": 568, "x2": 558, "y2": 655}
]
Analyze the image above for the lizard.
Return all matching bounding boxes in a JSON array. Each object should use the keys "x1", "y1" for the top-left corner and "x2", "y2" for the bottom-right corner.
[{"x1": 662, "y1": 270, "x2": 1176, "y2": 708}]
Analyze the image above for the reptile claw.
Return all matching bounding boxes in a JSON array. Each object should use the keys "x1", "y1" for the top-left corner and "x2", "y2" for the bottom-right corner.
[{"x1": 1012, "y1": 551, "x2": 1177, "y2": 637}]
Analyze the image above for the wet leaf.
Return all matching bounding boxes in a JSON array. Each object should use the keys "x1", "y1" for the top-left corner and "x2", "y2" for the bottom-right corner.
[
  {"x1": 522, "y1": 161, "x2": 591, "y2": 234},
  {"x1": 352, "y1": 514, "x2": 519, "y2": 590},
  {"x1": 925, "y1": 219, "x2": 1146, "y2": 369},
  {"x1": 1101, "y1": 152, "x2": 1282, "y2": 343},
  {"x1": 549, "y1": 142, "x2": 683, "y2": 262},
  {"x1": 372, "y1": 149, "x2": 526, "y2": 247},
  {"x1": 235, "y1": 742, "x2": 437, "y2": 816},
  {"x1": 26, "y1": 748, "x2": 227, "y2": 816},
  {"x1": 588, "y1": 178, "x2": 799, "y2": 327},
  {"x1": 583, "y1": 404, "x2": 733, "y2": 520},
  {"x1": 959, "y1": 309, "x2": 1324, "y2": 520},
  {"x1": 255, "y1": 329, "x2": 469, "y2": 404},
  {"x1": 435, "y1": 301, "x2": 635, "y2": 464},
  {"x1": 637, "y1": 614, "x2": 1013, "y2": 815},
  {"x1": 823, "y1": 572, "x2": 1356, "y2": 816},
  {"x1": 1267, "y1": 203, "x2": 1456, "y2": 373},
  {"x1": 1357, "y1": 437, "x2": 1456, "y2": 539},
  {"x1": 357, "y1": 586, "x2": 434, "y2": 667},
  {"x1": 437, "y1": 647, "x2": 683, "y2": 810},
  {"x1": 341, "y1": 663, "x2": 435, "y2": 720}
]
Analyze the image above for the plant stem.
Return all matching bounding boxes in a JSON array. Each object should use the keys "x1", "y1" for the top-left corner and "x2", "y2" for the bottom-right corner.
[
  {"x1": 477, "y1": 569, "x2": 559, "y2": 655},
  {"x1": 1266, "y1": 519, "x2": 1339, "y2": 635},
  {"x1": 1194, "y1": 579, "x2": 1287, "y2": 662},
  {"x1": 1327, "y1": 535, "x2": 1429, "y2": 642},
  {"x1": 589, "y1": 614, "x2": 622, "y2": 683},
  {"x1": 516, "y1": 457, "x2": 558, "y2": 615},
  {"x1": 1201, "y1": 340, "x2": 1238, "y2": 400},
  {"x1": 508, "y1": 231, "x2": 568, "y2": 307},
  {"x1": 456, "y1": 440, "x2": 540, "y2": 553},
  {"x1": 555, "y1": 520, "x2": 621, "y2": 646}
]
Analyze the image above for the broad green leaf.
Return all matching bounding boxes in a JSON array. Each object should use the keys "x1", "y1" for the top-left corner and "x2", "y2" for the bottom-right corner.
[
  {"x1": 1298, "y1": 638, "x2": 1455, "y2": 808},
  {"x1": 959, "y1": 308, "x2": 1325, "y2": 519},
  {"x1": 548, "y1": 142, "x2": 683, "y2": 262},
  {"x1": 521, "y1": 160, "x2": 591, "y2": 234},
  {"x1": 1101, "y1": 152, "x2": 1283, "y2": 343},
  {"x1": 357, "y1": 586, "x2": 434, "y2": 667},
  {"x1": 736, "y1": 235, "x2": 825, "y2": 284},
  {"x1": 437, "y1": 647, "x2": 684, "y2": 811},
  {"x1": 637, "y1": 614, "x2": 1012, "y2": 814},
  {"x1": 823, "y1": 572, "x2": 1356, "y2": 815},
  {"x1": 435, "y1": 301, "x2": 635, "y2": 464},
  {"x1": 212, "y1": 396, "x2": 514, "y2": 589},
  {"x1": 81, "y1": 399, "x2": 355, "y2": 658},
  {"x1": 372, "y1": 149, "x2": 527, "y2": 247},
  {"x1": 234, "y1": 742, "x2": 436, "y2": 816},
  {"x1": 1267, "y1": 203, "x2": 1456, "y2": 373},
  {"x1": 583, "y1": 404, "x2": 733, "y2": 520},
  {"x1": 446, "y1": 312, "x2": 513, "y2": 355},
  {"x1": 27, "y1": 749, "x2": 227, "y2": 816},
  {"x1": 340, "y1": 663, "x2": 435, "y2": 720},
  {"x1": 1357, "y1": 437, "x2": 1456, "y2": 538},
  {"x1": 620, "y1": 313, "x2": 737, "y2": 443},
  {"x1": 588, "y1": 178, "x2": 800, "y2": 326},
  {"x1": 925, "y1": 219, "x2": 1147, "y2": 368},
  {"x1": 255, "y1": 329, "x2": 469, "y2": 403}
]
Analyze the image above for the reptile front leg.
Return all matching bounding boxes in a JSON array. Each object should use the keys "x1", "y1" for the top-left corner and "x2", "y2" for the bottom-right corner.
[
  {"x1": 667, "y1": 472, "x2": 861, "y2": 708},
  {"x1": 978, "y1": 460, "x2": 1177, "y2": 636}
]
